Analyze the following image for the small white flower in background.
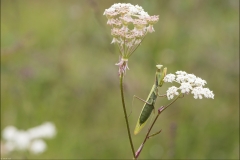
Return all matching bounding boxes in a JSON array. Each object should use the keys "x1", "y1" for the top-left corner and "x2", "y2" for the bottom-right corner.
[
  {"x1": 28, "y1": 122, "x2": 56, "y2": 139},
  {"x1": 1, "y1": 122, "x2": 56, "y2": 155},
  {"x1": 2, "y1": 126, "x2": 17, "y2": 141},
  {"x1": 14, "y1": 130, "x2": 31, "y2": 150},
  {"x1": 104, "y1": 3, "x2": 159, "y2": 75},
  {"x1": 29, "y1": 139, "x2": 47, "y2": 154},
  {"x1": 164, "y1": 71, "x2": 214, "y2": 100}
]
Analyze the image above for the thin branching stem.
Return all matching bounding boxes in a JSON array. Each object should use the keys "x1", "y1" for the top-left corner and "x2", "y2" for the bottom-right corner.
[
  {"x1": 128, "y1": 31, "x2": 148, "y2": 58},
  {"x1": 117, "y1": 43, "x2": 123, "y2": 56},
  {"x1": 120, "y1": 74, "x2": 136, "y2": 159},
  {"x1": 135, "y1": 94, "x2": 182, "y2": 158},
  {"x1": 161, "y1": 93, "x2": 182, "y2": 112}
]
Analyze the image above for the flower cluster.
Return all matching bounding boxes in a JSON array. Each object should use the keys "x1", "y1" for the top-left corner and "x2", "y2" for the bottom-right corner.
[
  {"x1": 104, "y1": 3, "x2": 159, "y2": 75},
  {"x1": 163, "y1": 71, "x2": 214, "y2": 100},
  {"x1": 1, "y1": 122, "x2": 56, "y2": 155}
]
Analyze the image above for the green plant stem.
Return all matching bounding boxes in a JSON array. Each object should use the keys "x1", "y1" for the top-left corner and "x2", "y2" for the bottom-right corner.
[{"x1": 120, "y1": 73, "x2": 136, "y2": 159}]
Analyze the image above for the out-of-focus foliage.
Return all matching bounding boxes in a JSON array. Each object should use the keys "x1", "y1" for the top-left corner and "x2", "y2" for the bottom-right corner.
[{"x1": 1, "y1": 0, "x2": 239, "y2": 159}]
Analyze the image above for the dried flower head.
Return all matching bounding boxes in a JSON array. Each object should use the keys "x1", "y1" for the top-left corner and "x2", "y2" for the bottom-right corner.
[
  {"x1": 163, "y1": 71, "x2": 214, "y2": 100},
  {"x1": 104, "y1": 3, "x2": 159, "y2": 75}
]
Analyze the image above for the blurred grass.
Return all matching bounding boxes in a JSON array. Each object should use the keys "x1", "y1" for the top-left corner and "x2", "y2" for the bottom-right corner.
[{"x1": 1, "y1": 0, "x2": 239, "y2": 159}]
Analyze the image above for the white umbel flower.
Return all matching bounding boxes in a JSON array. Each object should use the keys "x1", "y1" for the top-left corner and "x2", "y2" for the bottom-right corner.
[
  {"x1": 202, "y1": 88, "x2": 214, "y2": 99},
  {"x1": 164, "y1": 71, "x2": 214, "y2": 100},
  {"x1": 104, "y1": 3, "x2": 159, "y2": 75},
  {"x1": 191, "y1": 87, "x2": 204, "y2": 99},
  {"x1": 163, "y1": 74, "x2": 175, "y2": 82},
  {"x1": 194, "y1": 77, "x2": 207, "y2": 87},
  {"x1": 176, "y1": 71, "x2": 187, "y2": 76},
  {"x1": 166, "y1": 86, "x2": 179, "y2": 100},
  {"x1": 179, "y1": 82, "x2": 192, "y2": 93},
  {"x1": 186, "y1": 74, "x2": 196, "y2": 83}
]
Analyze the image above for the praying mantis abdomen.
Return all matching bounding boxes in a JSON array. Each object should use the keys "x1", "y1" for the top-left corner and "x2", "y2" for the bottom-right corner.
[
  {"x1": 134, "y1": 91, "x2": 156, "y2": 135},
  {"x1": 139, "y1": 104, "x2": 154, "y2": 124}
]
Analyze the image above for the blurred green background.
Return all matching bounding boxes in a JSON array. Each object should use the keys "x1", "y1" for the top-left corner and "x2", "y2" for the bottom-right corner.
[{"x1": 1, "y1": 0, "x2": 239, "y2": 159}]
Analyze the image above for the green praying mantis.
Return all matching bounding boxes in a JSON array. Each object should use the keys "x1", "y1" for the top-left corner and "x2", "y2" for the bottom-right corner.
[{"x1": 134, "y1": 64, "x2": 167, "y2": 135}]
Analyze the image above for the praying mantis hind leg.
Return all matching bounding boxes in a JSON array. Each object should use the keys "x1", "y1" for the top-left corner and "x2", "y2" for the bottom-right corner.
[
  {"x1": 133, "y1": 95, "x2": 153, "y2": 105},
  {"x1": 128, "y1": 95, "x2": 153, "y2": 118}
]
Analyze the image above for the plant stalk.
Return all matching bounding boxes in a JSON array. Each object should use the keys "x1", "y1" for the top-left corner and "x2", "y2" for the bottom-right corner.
[{"x1": 120, "y1": 73, "x2": 136, "y2": 159}]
